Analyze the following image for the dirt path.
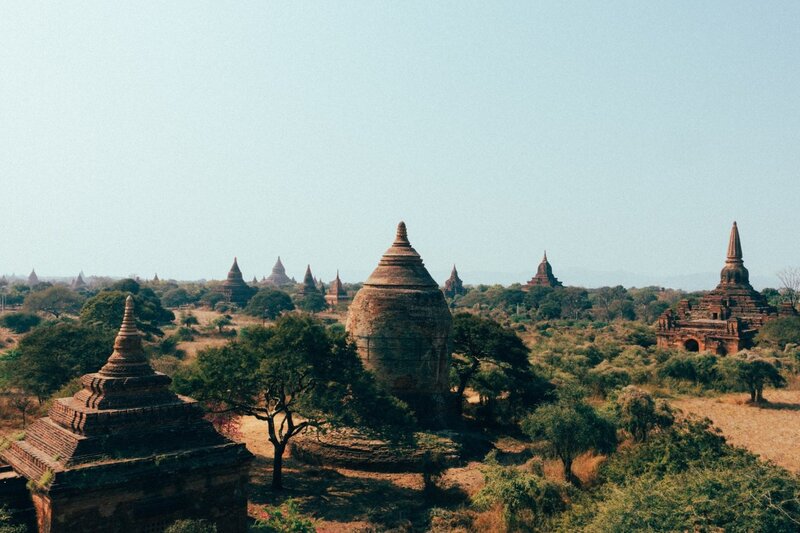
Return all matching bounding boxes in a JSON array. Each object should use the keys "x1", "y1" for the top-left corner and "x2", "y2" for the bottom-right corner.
[{"x1": 672, "y1": 389, "x2": 800, "y2": 473}]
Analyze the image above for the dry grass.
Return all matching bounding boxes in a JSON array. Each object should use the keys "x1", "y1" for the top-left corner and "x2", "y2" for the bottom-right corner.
[{"x1": 672, "y1": 389, "x2": 800, "y2": 473}]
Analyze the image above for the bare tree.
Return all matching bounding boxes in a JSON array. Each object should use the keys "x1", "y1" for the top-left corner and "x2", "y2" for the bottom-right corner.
[
  {"x1": 777, "y1": 267, "x2": 800, "y2": 308},
  {"x1": 10, "y1": 394, "x2": 34, "y2": 429}
]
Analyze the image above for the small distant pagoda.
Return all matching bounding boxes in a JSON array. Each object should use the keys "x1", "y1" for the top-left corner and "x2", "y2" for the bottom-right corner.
[
  {"x1": 525, "y1": 252, "x2": 562, "y2": 288},
  {"x1": 27, "y1": 269, "x2": 39, "y2": 287},
  {"x1": 325, "y1": 271, "x2": 349, "y2": 308},
  {"x1": 153, "y1": 273, "x2": 160, "y2": 283},
  {"x1": 298, "y1": 265, "x2": 319, "y2": 295},
  {"x1": 221, "y1": 257, "x2": 255, "y2": 307},
  {"x1": 71, "y1": 272, "x2": 87, "y2": 290},
  {"x1": 1, "y1": 297, "x2": 252, "y2": 532},
  {"x1": 656, "y1": 222, "x2": 785, "y2": 354},
  {"x1": 443, "y1": 265, "x2": 465, "y2": 298},
  {"x1": 264, "y1": 257, "x2": 293, "y2": 287}
]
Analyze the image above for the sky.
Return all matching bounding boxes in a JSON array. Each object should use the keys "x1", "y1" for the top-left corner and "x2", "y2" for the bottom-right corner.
[{"x1": 1, "y1": 2, "x2": 798, "y2": 289}]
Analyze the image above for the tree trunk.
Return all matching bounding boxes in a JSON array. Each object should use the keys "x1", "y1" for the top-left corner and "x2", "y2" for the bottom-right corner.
[
  {"x1": 272, "y1": 443, "x2": 286, "y2": 490},
  {"x1": 749, "y1": 387, "x2": 757, "y2": 403},
  {"x1": 563, "y1": 457, "x2": 580, "y2": 487},
  {"x1": 756, "y1": 384, "x2": 764, "y2": 403}
]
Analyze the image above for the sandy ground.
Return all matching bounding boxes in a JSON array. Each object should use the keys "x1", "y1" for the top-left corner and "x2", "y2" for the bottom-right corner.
[{"x1": 672, "y1": 389, "x2": 800, "y2": 473}]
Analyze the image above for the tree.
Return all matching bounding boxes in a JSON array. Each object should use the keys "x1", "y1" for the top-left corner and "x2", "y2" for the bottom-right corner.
[
  {"x1": 245, "y1": 289, "x2": 295, "y2": 320},
  {"x1": 10, "y1": 321, "x2": 115, "y2": 402},
  {"x1": 777, "y1": 267, "x2": 800, "y2": 308},
  {"x1": 161, "y1": 288, "x2": 192, "y2": 308},
  {"x1": 615, "y1": 386, "x2": 673, "y2": 442},
  {"x1": 0, "y1": 312, "x2": 41, "y2": 333},
  {"x1": 9, "y1": 393, "x2": 34, "y2": 429},
  {"x1": 721, "y1": 355, "x2": 786, "y2": 403},
  {"x1": 212, "y1": 315, "x2": 232, "y2": 334},
  {"x1": 180, "y1": 311, "x2": 199, "y2": 328},
  {"x1": 450, "y1": 313, "x2": 552, "y2": 418},
  {"x1": 176, "y1": 314, "x2": 414, "y2": 489},
  {"x1": 23, "y1": 285, "x2": 85, "y2": 318},
  {"x1": 522, "y1": 391, "x2": 617, "y2": 485},
  {"x1": 81, "y1": 282, "x2": 174, "y2": 336},
  {"x1": 756, "y1": 316, "x2": 800, "y2": 350},
  {"x1": 296, "y1": 292, "x2": 327, "y2": 314}
]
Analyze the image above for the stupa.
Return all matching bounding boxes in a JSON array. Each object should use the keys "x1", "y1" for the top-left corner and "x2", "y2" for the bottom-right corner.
[
  {"x1": 298, "y1": 265, "x2": 318, "y2": 295},
  {"x1": 27, "y1": 269, "x2": 39, "y2": 287},
  {"x1": 1, "y1": 296, "x2": 252, "y2": 532},
  {"x1": 264, "y1": 257, "x2": 293, "y2": 286},
  {"x1": 71, "y1": 272, "x2": 87, "y2": 290},
  {"x1": 324, "y1": 271, "x2": 349, "y2": 308},
  {"x1": 346, "y1": 222, "x2": 452, "y2": 426},
  {"x1": 443, "y1": 265, "x2": 465, "y2": 298},
  {"x1": 221, "y1": 257, "x2": 254, "y2": 307},
  {"x1": 525, "y1": 252, "x2": 562, "y2": 288},
  {"x1": 656, "y1": 222, "x2": 778, "y2": 354}
]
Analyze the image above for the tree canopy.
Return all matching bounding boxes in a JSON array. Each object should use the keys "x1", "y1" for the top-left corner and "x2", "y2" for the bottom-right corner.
[
  {"x1": 175, "y1": 314, "x2": 414, "y2": 488},
  {"x1": 451, "y1": 313, "x2": 553, "y2": 421},
  {"x1": 9, "y1": 321, "x2": 115, "y2": 401},
  {"x1": 80, "y1": 279, "x2": 174, "y2": 335},
  {"x1": 23, "y1": 285, "x2": 85, "y2": 318},
  {"x1": 245, "y1": 288, "x2": 295, "y2": 319}
]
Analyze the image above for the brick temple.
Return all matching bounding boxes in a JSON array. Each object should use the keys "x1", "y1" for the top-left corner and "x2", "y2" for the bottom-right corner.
[
  {"x1": 324, "y1": 271, "x2": 349, "y2": 308},
  {"x1": 298, "y1": 265, "x2": 319, "y2": 295},
  {"x1": 346, "y1": 222, "x2": 452, "y2": 427},
  {"x1": 656, "y1": 222, "x2": 787, "y2": 354},
  {"x1": 443, "y1": 265, "x2": 465, "y2": 298},
  {"x1": 221, "y1": 257, "x2": 254, "y2": 307},
  {"x1": 525, "y1": 252, "x2": 562, "y2": 288},
  {"x1": 1, "y1": 296, "x2": 252, "y2": 532},
  {"x1": 264, "y1": 257, "x2": 293, "y2": 286}
]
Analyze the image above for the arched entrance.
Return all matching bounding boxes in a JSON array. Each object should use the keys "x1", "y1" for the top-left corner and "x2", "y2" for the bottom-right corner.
[
  {"x1": 716, "y1": 344, "x2": 727, "y2": 356},
  {"x1": 684, "y1": 339, "x2": 700, "y2": 352}
]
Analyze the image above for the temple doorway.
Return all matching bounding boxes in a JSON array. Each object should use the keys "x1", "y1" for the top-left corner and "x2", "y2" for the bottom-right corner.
[{"x1": 684, "y1": 339, "x2": 700, "y2": 352}]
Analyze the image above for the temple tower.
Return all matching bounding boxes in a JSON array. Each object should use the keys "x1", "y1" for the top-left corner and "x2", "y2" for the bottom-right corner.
[
  {"x1": 443, "y1": 265, "x2": 465, "y2": 298},
  {"x1": 27, "y1": 269, "x2": 39, "y2": 287},
  {"x1": 346, "y1": 222, "x2": 452, "y2": 426},
  {"x1": 324, "y1": 271, "x2": 349, "y2": 308},
  {"x1": 264, "y1": 257, "x2": 293, "y2": 287},
  {"x1": 656, "y1": 222, "x2": 776, "y2": 354},
  {"x1": 299, "y1": 265, "x2": 318, "y2": 295},
  {"x1": 1, "y1": 296, "x2": 252, "y2": 532},
  {"x1": 71, "y1": 272, "x2": 87, "y2": 290},
  {"x1": 221, "y1": 257, "x2": 254, "y2": 307},
  {"x1": 525, "y1": 252, "x2": 562, "y2": 288}
]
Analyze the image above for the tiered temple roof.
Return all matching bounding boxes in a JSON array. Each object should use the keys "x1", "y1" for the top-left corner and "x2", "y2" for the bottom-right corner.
[
  {"x1": 27, "y1": 269, "x2": 39, "y2": 287},
  {"x1": 221, "y1": 257, "x2": 254, "y2": 306},
  {"x1": 324, "y1": 271, "x2": 349, "y2": 307},
  {"x1": 265, "y1": 257, "x2": 293, "y2": 286},
  {"x1": 299, "y1": 265, "x2": 319, "y2": 295},
  {"x1": 1, "y1": 296, "x2": 251, "y2": 531},
  {"x1": 657, "y1": 222, "x2": 779, "y2": 354},
  {"x1": 71, "y1": 272, "x2": 87, "y2": 290},
  {"x1": 443, "y1": 265, "x2": 465, "y2": 298},
  {"x1": 526, "y1": 252, "x2": 562, "y2": 288}
]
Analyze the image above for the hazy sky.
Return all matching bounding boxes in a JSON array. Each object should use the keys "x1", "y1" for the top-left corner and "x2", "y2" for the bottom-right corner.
[{"x1": 2, "y1": 2, "x2": 798, "y2": 288}]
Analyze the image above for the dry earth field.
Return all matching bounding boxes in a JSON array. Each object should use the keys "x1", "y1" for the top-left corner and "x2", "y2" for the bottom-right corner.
[{"x1": 672, "y1": 389, "x2": 800, "y2": 473}]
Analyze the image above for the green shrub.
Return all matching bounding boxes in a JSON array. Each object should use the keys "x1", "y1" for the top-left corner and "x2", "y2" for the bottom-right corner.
[
  {"x1": 164, "y1": 519, "x2": 217, "y2": 533},
  {"x1": 614, "y1": 386, "x2": 673, "y2": 442},
  {"x1": 473, "y1": 459, "x2": 569, "y2": 531},
  {"x1": 0, "y1": 312, "x2": 41, "y2": 333},
  {"x1": 251, "y1": 499, "x2": 315, "y2": 533},
  {"x1": 0, "y1": 506, "x2": 26, "y2": 533},
  {"x1": 576, "y1": 464, "x2": 800, "y2": 532}
]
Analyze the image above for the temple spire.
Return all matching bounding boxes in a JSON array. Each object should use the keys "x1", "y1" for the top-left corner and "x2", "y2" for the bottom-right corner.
[
  {"x1": 394, "y1": 221, "x2": 410, "y2": 246},
  {"x1": 727, "y1": 221, "x2": 742, "y2": 261},
  {"x1": 99, "y1": 295, "x2": 153, "y2": 377}
]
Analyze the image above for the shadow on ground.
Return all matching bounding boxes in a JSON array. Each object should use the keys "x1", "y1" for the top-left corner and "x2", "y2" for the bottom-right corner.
[{"x1": 249, "y1": 456, "x2": 469, "y2": 531}]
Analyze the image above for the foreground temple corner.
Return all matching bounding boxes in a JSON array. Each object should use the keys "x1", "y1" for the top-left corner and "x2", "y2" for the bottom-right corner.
[{"x1": 1, "y1": 296, "x2": 252, "y2": 532}]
